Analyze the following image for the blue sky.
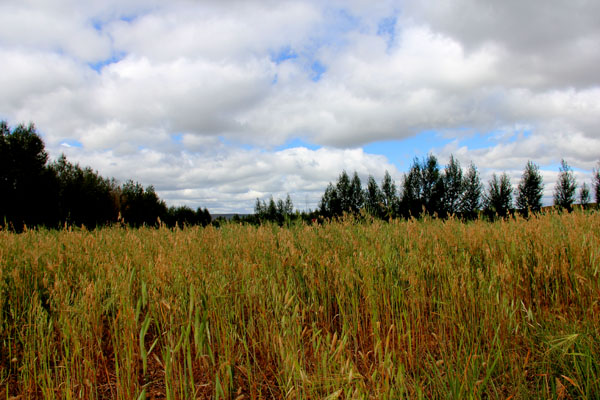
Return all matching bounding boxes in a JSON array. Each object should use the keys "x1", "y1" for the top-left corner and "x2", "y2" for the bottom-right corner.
[{"x1": 1, "y1": 0, "x2": 599, "y2": 212}]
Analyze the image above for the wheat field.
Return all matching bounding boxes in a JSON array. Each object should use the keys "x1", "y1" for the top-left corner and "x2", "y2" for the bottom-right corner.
[{"x1": 1, "y1": 211, "x2": 599, "y2": 399}]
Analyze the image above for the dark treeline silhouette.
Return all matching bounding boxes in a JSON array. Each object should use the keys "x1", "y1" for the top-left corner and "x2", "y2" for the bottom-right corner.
[
  {"x1": 3, "y1": 121, "x2": 599, "y2": 229},
  {"x1": 223, "y1": 194, "x2": 313, "y2": 227},
  {"x1": 1, "y1": 122, "x2": 211, "y2": 230},
  {"x1": 314, "y1": 154, "x2": 599, "y2": 223},
  {"x1": 254, "y1": 194, "x2": 295, "y2": 225},
  {"x1": 239, "y1": 153, "x2": 599, "y2": 225}
]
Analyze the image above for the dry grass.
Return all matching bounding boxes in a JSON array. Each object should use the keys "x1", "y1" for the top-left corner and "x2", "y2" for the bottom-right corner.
[{"x1": 1, "y1": 210, "x2": 599, "y2": 399}]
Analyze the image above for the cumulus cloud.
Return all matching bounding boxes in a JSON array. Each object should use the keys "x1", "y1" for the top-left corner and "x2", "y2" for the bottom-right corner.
[
  {"x1": 1, "y1": 0, "x2": 599, "y2": 211},
  {"x1": 406, "y1": 0, "x2": 600, "y2": 88},
  {"x1": 59, "y1": 145, "x2": 398, "y2": 213}
]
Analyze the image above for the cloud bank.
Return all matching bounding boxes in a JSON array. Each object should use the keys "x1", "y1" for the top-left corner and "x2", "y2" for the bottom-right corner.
[{"x1": 1, "y1": 0, "x2": 599, "y2": 212}]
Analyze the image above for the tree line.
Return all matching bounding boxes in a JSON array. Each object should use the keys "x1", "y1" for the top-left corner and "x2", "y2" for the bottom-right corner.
[
  {"x1": 247, "y1": 154, "x2": 598, "y2": 225},
  {"x1": 317, "y1": 155, "x2": 599, "y2": 221},
  {"x1": 3, "y1": 120, "x2": 599, "y2": 229},
  {"x1": 1, "y1": 122, "x2": 211, "y2": 230}
]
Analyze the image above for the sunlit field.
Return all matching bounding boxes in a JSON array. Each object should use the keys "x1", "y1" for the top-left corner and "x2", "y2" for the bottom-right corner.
[{"x1": 1, "y1": 211, "x2": 599, "y2": 399}]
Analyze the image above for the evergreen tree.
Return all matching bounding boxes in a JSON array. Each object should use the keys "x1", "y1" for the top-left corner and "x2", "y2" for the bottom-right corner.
[
  {"x1": 0, "y1": 122, "x2": 57, "y2": 228},
  {"x1": 516, "y1": 161, "x2": 544, "y2": 214},
  {"x1": 197, "y1": 208, "x2": 211, "y2": 226},
  {"x1": 579, "y1": 183, "x2": 590, "y2": 206},
  {"x1": 336, "y1": 171, "x2": 352, "y2": 213},
  {"x1": 166, "y1": 205, "x2": 197, "y2": 227},
  {"x1": 319, "y1": 183, "x2": 340, "y2": 218},
  {"x1": 421, "y1": 154, "x2": 444, "y2": 216},
  {"x1": 460, "y1": 163, "x2": 483, "y2": 219},
  {"x1": 254, "y1": 198, "x2": 266, "y2": 217},
  {"x1": 380, "y1": 171, "x2": 398, "y2": 218},
  {"x1": 349, "y1": 172, "x2": 364, "y2": 213},
  {"x1": 50, "y1": 154, "x2": 117, "y2": 227},
  {"x1": 400, "y1": 158, "x2": 423, "y2": 218},
  {"x1": 120, "y1": 181, "x2": 167, "y2": 227},
  {"x1": 593, "y1": 163, "x2": 600, "y2": 204},
  {"x1": 553, "y1": 160, "x2": 577, "y2": 211},
  {"x1": 442, "y1": 155, "x2": 463, "y2": 216},
  {"x1": 364, "y1": 175, "x2": 383, "y2": 218},
  {"x1": 1, "y1": 120, "x2": 210, "y2": 230},
  {"x1": 267, "y1": 196, "x2": 278, "y2": 221},
  {"x1": 276, "y1": 198, "x2": 286, "y2": 224},
  {"x1": 283, "y1": 194, "x2": 294, "y2": 215},
  {"x1": 319, "y1": 171, "x2": 364, "y2": 217},
  {"x1": 400, "y1": 155, "x2": 443, "y2": 217},
  {"x1": 484, "y1": 173, "x2": 513, "y2": 218}
]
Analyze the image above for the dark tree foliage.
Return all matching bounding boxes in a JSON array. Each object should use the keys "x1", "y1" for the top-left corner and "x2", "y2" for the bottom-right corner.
[
  {"x1": 460, "y1": 163, "x2": 482, "y2": 219},
  {"x1": 484, "y1": 173, "x2": 513, "y2": 218},
  {"x1": 254, "y1": 198, "x2": 264, "y2": 216},
  {"x1": 1, "y1": 120, "x2": 212, "y2": 230},
  {"x1": 319, "y1": 183, "x2": 341, "y2": 218},
  {"x1": 164, "y1": 206, "x2": 212, "y2": 227},
  {"x1": 421, "y1": 154, "x2": 444, "y2": 216},
  {"x1": 267, "y1": 197, "x2": 278, "y2": 221},
  {"x1": 516, "y1": 161, "x2": 544, "y2": 215},
  {"x1": 50, "y1": 154, "x2": 117, "y2": 228},
  {"x1": 364, "y1": 175, "x2": 383, "y2": 218},
  {"x1": 400, "y1": 158, "x2": 423, "y2": 218},
  {"x1": 10, "y1": 119, "x2": 600, "y2": 230},
  {"x1": 349, "y1": 172, "x2": 364, "y2": 214},
  {"x1": 380, "y1": 170, "x2": 398, "y2": 218},
  {"x1": 199, "y1": 208, "x2": 212, "y2": 226},
  {"x1": 167, "y1": 205, "x2": 196, "y2": 227},
  {"x1": 553, "y1": 160, "x2": 577, "y2": 211},
  {"x1": 579, "y1": 183, "x2": 590, "y2": 206},
  {"x1": 319, "y1": 171, "x2": 364, "y2": 218},
  {"x1": 336, "y1": 171, "x2": 352, "y2": 213},
  {"x1": 283, "y1": 194, "x2": 294, "y2": 216},
  {"x1": 442, "y1": 155, "x2": 464, "y2": 216},
  {"x1": 0, "y1": 122, "x2": 57, "y2": 229},
  {"x1": 593, "y1": 163, "x2": 600, "y2": 204},
  {"x1": 254, "y1": 194, "x2": 294, "y2": 224},
  {"x1": 400, "y1": 155, "x2": 443, "y2": 217},
  {"x1": 119, "y1": 181, "x2": 167, "y2": 227}
]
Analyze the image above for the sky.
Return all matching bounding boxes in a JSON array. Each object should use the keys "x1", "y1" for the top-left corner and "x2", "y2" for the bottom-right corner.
[{"x1": 1, "y1": 0, "x2": 599, "y2": 213}]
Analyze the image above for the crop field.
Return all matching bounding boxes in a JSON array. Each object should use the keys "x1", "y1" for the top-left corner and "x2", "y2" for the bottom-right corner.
[{"x1": 1, "y1": 211, "x2": 599, "y2": 399}]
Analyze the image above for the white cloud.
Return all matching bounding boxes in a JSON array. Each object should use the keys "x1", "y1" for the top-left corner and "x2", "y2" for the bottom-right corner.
[
  {"x1": 107, "y1": 1, "x2": 321, "y2": 62},
  {"x1": 1, "y1": 0, "x2": 599, "y2": 211},
  {"x1": 58, "y1": 145, "x2": 398, "y2": 213}
]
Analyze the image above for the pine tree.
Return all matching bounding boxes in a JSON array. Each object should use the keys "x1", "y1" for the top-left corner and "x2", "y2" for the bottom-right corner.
[
  {"x1": 484, "y1": 173, "x2": 513, "y2": 218},
  {"x1": 442, "y1": 155, "x2": 463, "y2": 216},
  {"x1": 579, "y1": 183, "x2": 590, "y2": 206},
  {"x1": 319, "y1": 183, "x2": 340, "y2": 218},
  {"x1": 120, "y1": 181, "x2": 167, "y2": 227},
  {"x1": 553, "y1": 160, "x2": 577, "y2": 211},
  {"x1": 460, "y1": 163, "x2": 482, "y2": 219},
  {"x1": 400, "y1": 158, "x2": 423, "y2": 218},
  {"x1": 267, "y1": 196, "x2": 277, "y2": 221},
  {"x1": 349, "y1": 172, "x2": 364, "y2": 213},
  {"x1": 380, "y1": 170, "x2": 398, "y2": 218},
  {"x1": 365, "y1": 175, "x2": 383, "y2": 218},
  {"x1": 336, "y1": 171, "x2": 352, "y2": 213},
  {"x1": 199, "y1": 207, "x2": 212, "y2": 226},
  {"x1": 254, "y1": 198, "x2": 265, "y2": 217},
  {"x1": 283, "y1": 194, "x2": 294, "y2": 215},
  {"x1": 516, "y1": 161, "x2": 544, "y2": 214},
  {"x1": 50, "y1": 154, "x2": 118, "y2": 228},
  {"x1": 0, "y1": 122, "x2": 57, "y2": 228},
  {"x1": 593, "y1": 163, "x2": 600, "y2": 204},
  {"x1": 421, "y1": 154, "x2": 444, "y2": 216}
]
